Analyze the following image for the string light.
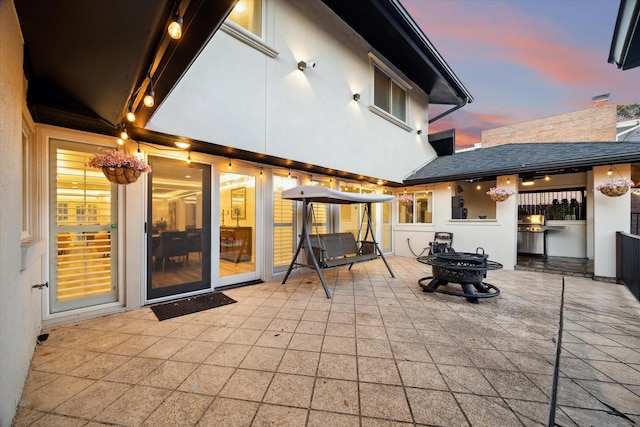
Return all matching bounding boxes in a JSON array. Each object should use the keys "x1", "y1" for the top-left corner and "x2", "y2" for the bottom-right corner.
[
  {"x1": 186, "y1": 151, "x2": 191, "y2": 164},
  {"x1": 607, "y1": 166, "x2": 613, "y2": 176},
  {"x1": 228, "y1": 159, "x2": 232, "y2": 170},
  {"x1": 135, "y1": 142, "x2": 143, "y2": 159},
  {"x1": 120, "y1": 124, "x2": 128, "y2": 140},
  {"x1": 143, "y1": 76, "x2": 155, "y2": 107},
  {"x1": 117, "y1": 138, "x2": 124, "y2": 146},
  {"x1": 544, "y1": 175, "x2": 550, "y2": 181},
  {"x1": 506, "y1": 177, "x2": 510, "y2": 184},
  {"x1": 126, "y1": 108, "x2": 135, "y2": 122},
  {"x1": 167, "y1": 11, "x2": 183, "y2": 40},
  {"x1": 260, "y1": 168, "x2": 263, "y2": 178}
]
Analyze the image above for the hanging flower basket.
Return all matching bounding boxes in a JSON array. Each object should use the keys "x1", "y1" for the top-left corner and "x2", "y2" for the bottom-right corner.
[
  {"x1": 88, "y1": 148, "x2": 151, "y2": 185},
  {"x1": 397, "y1": 193, "x2": 413, "y2": 206},
  {"x1": 102, "y1": 166, "x2": 142, "y2": 184},
  {"x1": 596, "y1": 178, "x2": 634, "y2": 197},
  {"x1": 486, "y1": 187, "x2": 515, "y2": 202}
]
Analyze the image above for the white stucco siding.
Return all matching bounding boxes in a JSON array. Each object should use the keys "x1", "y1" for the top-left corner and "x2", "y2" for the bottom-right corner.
[
  {"x1": 593, "y1": 164, "x2": 631, "y2": 279},
  {"x1": 0, "y1": 2, "x2": 43, "y2": 425},
  {"x1": 148, "y1": 0, "x2": 437, "y2": 184},
  {"x1": 394, "y1": 178, "x2": 519, "y2": 271}
]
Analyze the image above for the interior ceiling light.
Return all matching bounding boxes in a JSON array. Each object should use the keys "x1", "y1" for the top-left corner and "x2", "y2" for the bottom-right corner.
[
  {"x1": 175, "y1": 141, "x2": 190, "y2": 149},
  {"x1": 143, "y1": 77, "x2": 155, "y2": 108},
  {"x1": 167, "y1": 12, "x2": 183, "y2": 40},
  {"x1": 522, "y1": 178, "x2": 535, "y2": 186}
]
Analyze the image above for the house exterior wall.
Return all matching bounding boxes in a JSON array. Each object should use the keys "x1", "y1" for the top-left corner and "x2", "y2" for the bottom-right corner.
[
  {"x1": 394, "y1": 177, "x2": 518, "y2": 270},
  {"x1": 481, "y1": 105, "x2": 618, "y2": 147},
  {"x1": 0, "y1": 2, "x2": 45, "y2": 424},
  {"x1": 148, "y1": 0, "x2": 435, "y2": 184}
]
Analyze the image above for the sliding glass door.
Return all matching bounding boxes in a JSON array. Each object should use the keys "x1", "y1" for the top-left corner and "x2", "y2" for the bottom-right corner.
[{"x1": 147, "y1": 157, "x2": 211, "y2": 300}]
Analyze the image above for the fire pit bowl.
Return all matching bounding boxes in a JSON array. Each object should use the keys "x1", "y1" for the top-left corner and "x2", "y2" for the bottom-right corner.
[{"x1": 417, "y1": 249, "x2": 502, "y2": 303}]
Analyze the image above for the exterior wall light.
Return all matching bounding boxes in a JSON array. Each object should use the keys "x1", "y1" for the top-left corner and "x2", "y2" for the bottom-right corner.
[
  {"x1": 297, "y1": 60, "x2": 315, "y2": 71},
  {"x1": 353, "y1": 93, "x2": 360, "y2": 101}
]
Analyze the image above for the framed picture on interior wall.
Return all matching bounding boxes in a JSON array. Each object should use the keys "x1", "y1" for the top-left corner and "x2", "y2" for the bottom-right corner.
[{"x1": 231, "y1": 187, "x2": 246, "y2": 220}]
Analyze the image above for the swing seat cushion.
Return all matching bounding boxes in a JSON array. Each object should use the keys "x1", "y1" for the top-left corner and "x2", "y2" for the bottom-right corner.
[{"x1": 307, "y1": 233, "x2": 378, "y2": 268}]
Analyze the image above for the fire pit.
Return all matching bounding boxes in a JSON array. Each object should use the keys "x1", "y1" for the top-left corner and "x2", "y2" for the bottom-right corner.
[{"x1": 417, "y1": 248, "x2": 502, "y2": 303}]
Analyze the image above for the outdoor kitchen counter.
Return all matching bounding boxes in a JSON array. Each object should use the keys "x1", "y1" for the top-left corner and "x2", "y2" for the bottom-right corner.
[{"x1": 546, "y1": 220, "x2": 586, "y2": 258}]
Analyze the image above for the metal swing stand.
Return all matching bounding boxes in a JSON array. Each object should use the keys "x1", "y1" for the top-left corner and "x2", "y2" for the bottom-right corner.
[{"x1": 282, "y1": 198, "x2": 394, "y2": 299}]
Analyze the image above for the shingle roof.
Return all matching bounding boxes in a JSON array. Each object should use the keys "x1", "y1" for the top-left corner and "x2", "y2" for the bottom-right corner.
[{"x1": 404, "y1": 142, "x2": 640, "y2": 185}]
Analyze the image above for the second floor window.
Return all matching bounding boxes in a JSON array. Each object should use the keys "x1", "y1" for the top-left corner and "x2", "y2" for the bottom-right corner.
[
  {"x1": 374, "y1": 66, "x2": 407, "y2": 122},
  {"x1": 228, "y1": 0, "x2": 262, "y2": 37}
]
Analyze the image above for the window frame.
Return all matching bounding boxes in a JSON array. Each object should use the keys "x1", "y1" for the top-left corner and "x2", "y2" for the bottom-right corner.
[
  {"x1": 21, "y1": 113, "x2": 36, "y2": 240},
  {"x1": 222, "y1": 0, "x2": 278, "y2": 58},
  {"x1": 398, "y1": 190, "x2": 433, "y2": 225},
  {"x1": 368, "y1": 53, "x2": 412, "y2": 131}
]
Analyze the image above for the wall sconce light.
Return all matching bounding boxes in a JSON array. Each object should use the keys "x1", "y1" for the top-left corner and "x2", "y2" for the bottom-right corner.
[
  {"x1": 143, "y1": 76, "x2": 155, "y2": 107},
  {"x1": 167, "y1": 12, "x2": 184, "y2": 40},
  {"x1": 417, "y1": 129, "x2": 422, "y2": 135},
  {"x1": 297, "y1": 60, "x2": 315, "y2": 71},
  {"x1": 175, "y1": 141, "x2": 190, "y2": 149},
  {"x1": 353, "y1": 93, "x2": 360, "y2": 101}
]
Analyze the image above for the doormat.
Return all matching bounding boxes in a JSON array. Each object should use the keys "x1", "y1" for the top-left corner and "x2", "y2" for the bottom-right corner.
[{"x1": 151, "y1": 292, "x2": 237, "y2": 321}]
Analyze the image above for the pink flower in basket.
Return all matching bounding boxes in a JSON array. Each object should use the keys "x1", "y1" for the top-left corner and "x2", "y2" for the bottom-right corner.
[
  {"x1": 486, "y1": 187, "x2": 515, "y2": 201},
  {"x1": 88, "y1": 148, "x2": 152, "y2": 172},
  {"x1": 397, "y1": 193, "x2": 413, "y2": 206},
  {"x1": 596, "y1": 178, "x2": 634, "y2": 197}
]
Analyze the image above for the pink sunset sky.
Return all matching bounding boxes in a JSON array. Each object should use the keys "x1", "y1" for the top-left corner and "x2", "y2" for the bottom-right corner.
[{"x1": 401, "y1": 0, "x2": 639, "y2": 149}]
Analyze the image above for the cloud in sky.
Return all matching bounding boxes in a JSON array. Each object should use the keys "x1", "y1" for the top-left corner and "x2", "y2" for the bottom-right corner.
[{"x1": 401, "y1": 0, "x2": 639, "y2": 149}]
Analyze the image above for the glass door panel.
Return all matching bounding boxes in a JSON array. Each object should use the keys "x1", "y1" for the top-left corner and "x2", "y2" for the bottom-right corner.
[
  {"x1": 219, "y1": 172, "x2": 257, "y2": 282},
  {"x1": 49, "y1": 140, "x2": 118, "y2": 313},
  {"x1": 273, "y1": 175, "x2": 298, "y2": 273},
  {"x1": 148, "y1": 157, "x2": 211, "y2": 300}
]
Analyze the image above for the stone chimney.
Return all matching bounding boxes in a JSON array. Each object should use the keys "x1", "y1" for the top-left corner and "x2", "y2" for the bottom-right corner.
[{"x1": 592, "y1": 93, "x2": 610, "y2": 107}]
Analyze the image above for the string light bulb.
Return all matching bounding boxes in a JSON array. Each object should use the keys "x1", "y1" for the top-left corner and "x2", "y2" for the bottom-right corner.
[
  {"x1": 135, "y1": 142, "x2": 143, "y2": 159},
  {"x1": 506, "y1": 177, "x2": 510, "y2": 184},
  {"x1": 544, "y1": 175, "x2": 551, "y2": 181},
  {"x1": 117, "y1": 138, "x2": 124, "y2": 146},
  {"x1": 260, "y1": 168, "x2": 263, "y2": 178},
  {"x1": 143, "y1": 77, "x2": 155, "y2": 107},
  {"x1": 607, "y1": 166, "x2": 613, "y2": 176},
  {"x1": 126, "y1": 109, "x2": 135, "y2": 123},
  {"x1": 228, "y1": 159, "x2": 232, "y2": 170},
  {"x1": 120, "y1": 126, "x2": 128, "y2": 140},
  {"x1": 186, "y1": 151, "x2": 191, "y2": 164},
  {"x1": 167, "y1": 13, "x2": 183, "y2": 40}
]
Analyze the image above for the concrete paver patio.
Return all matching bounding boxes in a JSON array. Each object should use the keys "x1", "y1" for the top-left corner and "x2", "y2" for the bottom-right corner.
[{"x1": 12, "y1": 256, "x2": 640, "y2": 426}]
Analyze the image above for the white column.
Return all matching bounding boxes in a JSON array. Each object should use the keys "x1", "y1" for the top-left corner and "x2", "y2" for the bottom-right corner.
[{"x1": 592, "y1": 164, "x2": 631, "y2": 279}]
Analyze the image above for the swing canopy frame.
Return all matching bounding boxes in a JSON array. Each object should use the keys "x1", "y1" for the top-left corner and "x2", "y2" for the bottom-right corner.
[{"x1": 281, "y1": 185, "x2": 395, "y2": 298}]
